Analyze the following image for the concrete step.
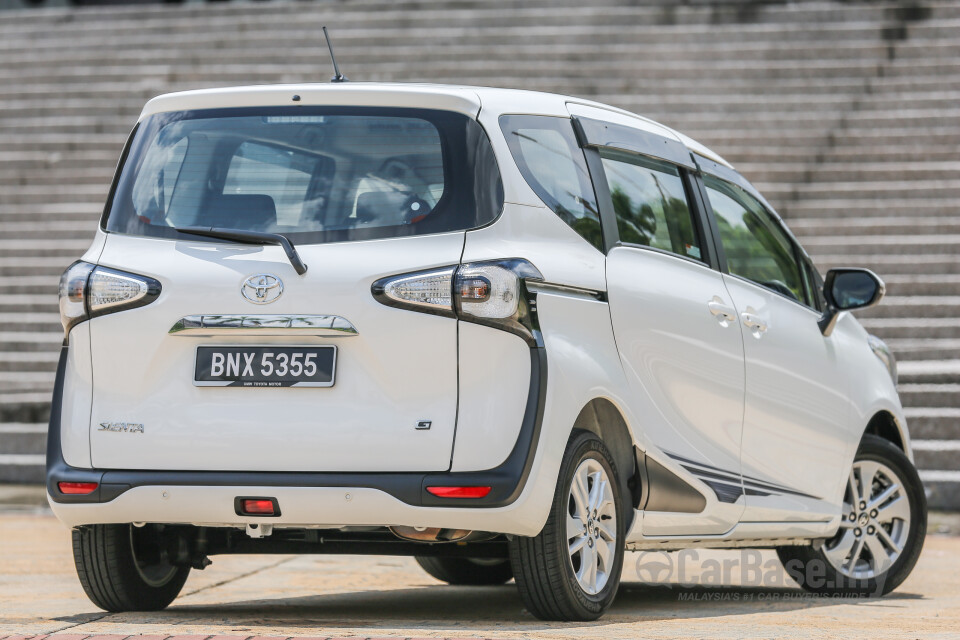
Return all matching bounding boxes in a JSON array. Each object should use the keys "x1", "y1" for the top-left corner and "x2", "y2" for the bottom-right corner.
[
  {"x1": 787, "y1": 180, "x2": 960, "y2": 202},
  {"x1": 889, "y1": 341, "x2": 960, "y2": 361},
  {"x1": 830, "y1": 126, "x2": 960, "y2": 147},
  {"x1": 897, "y1": 383, "x2": 960, "y2": 409},
  {"x1": 905, "y1": 408, "x2": 960, "y2": 440},
  {"x1": 0, "y1": 92, "x2": 858, "y2": 120},
  {"x1": 0, "y1": 43, "x2": 894, "y2": 76},
  {"x1": 0, "y1": 74, "x2": 873, "y2": 105},
  {"x1": 784, "y1": 198, "x2": 960, "y2": 219},
  {"x1": 0, "y1": 455, "x2": 45, "y2": 484},
  {"x1": 0, "y1": 398, "x2": 50, "y2": 424},
  {"x1": 0, "y1": 275, "x2": 60, "y2": 292},
  {"x1": 0, "y1": 20, "x2": 896, "y2": 53},
  {"x1": 824, "y1": 145, "x2": 960, "y2": 163},
  {"x1": 0, "y1": 184, "x2": 108, "y2": 205},
  {"x1": 0, "y1": 0, "x2": 899, "y2": 32},
  {"x1": 813, "y1": 254, "x2": 960, "y2": 276},
  {"x1": 0, "y1": 258, "x2": 83, "y2": 277},
  {"x1": 0, "y1": 202, "x2": 106, "y2": 221},
  {"x1": 0, "y1": 424, "x2": 47, "y2": 455},
  {"x1": 0, "y1": 167, "x2": 114, "y2": 187},
  {"x1": 0, "y1": 352, "x2": 59, "y2": 373},
  {"x1": 787, "y1": 217, "x2": 960, "y2": 238},
  {"x1": 0, "y1": 223, "x2": 96, "y2": 241},
  {"x1": 898, "y1": 360, "x2": 960, "y2": 384},
  {"x1": 884, "y1": 275, "x2": 960, "y2": 298},
  {"x1": 0, "y1": 239, "x2": 91, "y2": 256},
  {"x1": 0, "y1": 332, "x2": 63, "y2": 352},
  {"x1": 922, "y1": 474, "x2": 960, "y2": 511},
  {"x1": 0, "y1": 58, "x2": 890, "y2": 88},
  {"x1": 0, "y1": 374, "x2": 56, "y2": 396},
  {"x1": 858, "y1": 296, "x2": 960, "y2": 320},
  {"x1": 914, "y1": 441, "x2": 960, "y2": 471},
  {"x1": 862, "y1": 318, "x2": 960, "y2": 340},
  {"x1": 805, "y1": 161, "x2": 960, "y2": 182},
  {"x1": 799, "y1": 234, "x2": 960, "y2": 256}
]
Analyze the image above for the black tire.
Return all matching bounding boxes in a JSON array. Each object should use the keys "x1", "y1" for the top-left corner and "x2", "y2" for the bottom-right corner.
[
  {"x1": 415, "y1": 555, "x2": 513, "y2": 585},
  {"x1": 72, "y1": 524, "x2": 190, "y2": 612},
  {"x1": 509, "y1": 430, "x2": 626, "y2": 621},
  {"x1": 777, "y1": 435, "x2": 927, "y2": 596}
]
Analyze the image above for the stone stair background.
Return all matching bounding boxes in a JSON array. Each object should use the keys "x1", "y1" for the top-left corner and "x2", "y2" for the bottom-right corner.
[{"x1": 0, "y1": 0, "x2": 957, "y2": 509}]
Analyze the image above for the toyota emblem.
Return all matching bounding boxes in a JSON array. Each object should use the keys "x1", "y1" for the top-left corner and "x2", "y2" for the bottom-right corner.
[{"x1": 241, "y1": 274, "x2": 283, "y2": 304}]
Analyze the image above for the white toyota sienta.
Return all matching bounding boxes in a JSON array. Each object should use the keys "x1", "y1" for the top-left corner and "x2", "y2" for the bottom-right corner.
[{"x1": 49, "y1": 83, "x2": 926, "y2": 620}]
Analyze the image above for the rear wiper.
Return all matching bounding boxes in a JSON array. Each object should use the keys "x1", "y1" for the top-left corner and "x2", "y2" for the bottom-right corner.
[{"x1": 176, "y1": 227, "x2": 308, "y2": 276}]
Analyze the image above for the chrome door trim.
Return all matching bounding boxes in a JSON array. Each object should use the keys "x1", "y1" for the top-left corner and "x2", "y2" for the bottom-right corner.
[
  {"x1": 527, "y1": 281, "x2": 607, "y2": 302},
  {"x1": 169, "y1": 314, "x2": 358, "y2": 337}
]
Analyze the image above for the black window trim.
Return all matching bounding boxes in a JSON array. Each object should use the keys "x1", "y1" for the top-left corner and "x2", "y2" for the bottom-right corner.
[{"x1": 693, "y1": 161, "x2": 822, "y2": 314}]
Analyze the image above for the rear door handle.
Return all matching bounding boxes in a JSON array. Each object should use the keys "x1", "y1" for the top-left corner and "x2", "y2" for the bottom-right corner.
[
  {"x1": 741, "y1": 312, "x2": 768, "y2": 337},
  {"x1": 707, "y1": 298, "x2": 736, "y2": 327}
]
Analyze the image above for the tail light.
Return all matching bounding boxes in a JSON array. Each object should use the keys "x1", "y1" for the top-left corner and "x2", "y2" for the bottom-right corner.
[
  {"x1": 371, "y1": 266, "x2": 456, "y2": 318},
  {"x1": 372, "y1": 259, "x2": 543, "y2": 345},
  {"x1": 235, "y1": 497, "x2": 281, "y2": 517},
  {"x1": 58, "y1": 481, "x2": 98, "y2": 495},
  {"x1": 426, "y1": 486, "x2": 492, "y2": 499},
  {"x1": 59, "y1": 261, "x2": 161, "y2": 337}
]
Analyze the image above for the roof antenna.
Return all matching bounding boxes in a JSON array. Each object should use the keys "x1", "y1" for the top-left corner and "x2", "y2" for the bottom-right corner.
[{"x1": 322, "y1": 26, "x2": 348, "y2": 83}]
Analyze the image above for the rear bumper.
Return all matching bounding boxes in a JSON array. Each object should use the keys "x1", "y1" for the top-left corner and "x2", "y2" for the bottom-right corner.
[
  {"x1": 47, "y1": 345, "x2": 548, "y2": 533},
  {"x1": 48, "y1": 483, "x2": 539, "y2": 534}
]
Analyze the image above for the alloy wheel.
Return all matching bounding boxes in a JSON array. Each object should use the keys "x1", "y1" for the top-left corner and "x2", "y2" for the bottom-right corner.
[
  {"x1": 566, "y1": 457, "x2": 618, "y2": 595},
  {"x1": 822, "y1": 460, "x2": 912, "y2": 580}
]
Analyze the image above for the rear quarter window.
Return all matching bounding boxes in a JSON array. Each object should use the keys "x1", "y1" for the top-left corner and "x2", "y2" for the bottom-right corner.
[{"x1": 499, "y1": 114, "x2": 603, "y2": 252}]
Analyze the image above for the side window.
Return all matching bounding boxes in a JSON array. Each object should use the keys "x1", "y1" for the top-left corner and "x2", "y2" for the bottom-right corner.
[
  {"x1": 703, "y1": 175, "x2": 809, "y2": 305},
  {"x1": 499, "y1": 115, "x2": 602, "y2": 251},
  {"x1": 599, "y1": 148, "x2": 702, "y2": 262}
]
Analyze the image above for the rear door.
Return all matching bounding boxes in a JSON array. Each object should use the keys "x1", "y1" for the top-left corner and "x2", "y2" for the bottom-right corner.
[
  {"x1": 581, "y1": 127, "x2": 746, "y2": 535},
  {"x1": 88, "y1": 105, "x2": 501, "y2": 472}
]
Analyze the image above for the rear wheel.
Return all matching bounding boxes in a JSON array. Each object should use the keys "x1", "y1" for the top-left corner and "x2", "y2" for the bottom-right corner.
[
  {"x1": 777, "y1": 435, "x2": 926, "y2": 596},
  {"x1": 415, "y1": 556, "x2": 513, "y2": 585},
  {"x1": 72, "y1": 524, "x2": 190, "y2": 612},
  {"x1": 509, "y1": 431, "x2": 625, "y2": 621}
]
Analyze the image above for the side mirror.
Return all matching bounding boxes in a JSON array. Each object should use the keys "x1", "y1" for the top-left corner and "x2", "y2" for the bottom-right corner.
[{"x1": 819, "y1": 268, "x2": 885, "y2": 336}]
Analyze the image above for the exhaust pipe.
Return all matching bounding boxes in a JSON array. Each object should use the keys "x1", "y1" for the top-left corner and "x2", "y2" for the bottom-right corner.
[{"x1": 388, "y1": 526, "x2": 473, "y2": 542}]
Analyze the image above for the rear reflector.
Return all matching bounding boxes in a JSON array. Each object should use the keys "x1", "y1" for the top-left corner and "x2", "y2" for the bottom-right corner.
[
  {"x1": 58, "y1": 481, "x2": 98, "y2": 495},
  {"x1": 238, "y1": 498, "x2": 279, "y2": 516},
  {"x1": 426, "y1": 486, "x2": 492, "y2": 499}
]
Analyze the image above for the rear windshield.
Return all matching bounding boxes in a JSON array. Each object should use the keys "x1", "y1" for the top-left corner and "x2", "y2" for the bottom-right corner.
[{"x1": 104, "y1": 106, "x2": 503, "y2": 244}]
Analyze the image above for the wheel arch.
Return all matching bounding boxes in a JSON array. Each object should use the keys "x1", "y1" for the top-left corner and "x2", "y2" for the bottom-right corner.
[
  {"x1": 571, "y1": 397, "x2": 640, "y2": 529},
  {"x1": 863, "y1": 410, "x2": 908, "y2": 455}
]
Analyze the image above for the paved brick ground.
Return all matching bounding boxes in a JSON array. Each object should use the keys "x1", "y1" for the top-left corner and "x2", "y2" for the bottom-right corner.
[
  {"x1": 0, "y1": 637, "x2": 491, "y2": 640},
  {"x1": 2, "y1": 513, "x2": 959, "y2": 640}
]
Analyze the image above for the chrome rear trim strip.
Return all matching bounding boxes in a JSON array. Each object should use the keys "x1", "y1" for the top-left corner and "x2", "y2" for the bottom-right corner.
[
  {"x1": 169, "y1": 314, "x2": 358, "y2": 337},
  {"x1": 527, "y1": 282, "x2": 607, "y2": 302}
]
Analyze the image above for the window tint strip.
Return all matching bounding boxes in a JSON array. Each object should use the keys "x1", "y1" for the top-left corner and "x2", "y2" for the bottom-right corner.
[{"x1": 575, "y1": 116, "x2": 695, "y2": 170}]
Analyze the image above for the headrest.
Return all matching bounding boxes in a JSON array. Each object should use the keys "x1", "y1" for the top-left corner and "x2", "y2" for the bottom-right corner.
[{"x1": 201, "y1": 194, "x2": 277, "y2": 230}]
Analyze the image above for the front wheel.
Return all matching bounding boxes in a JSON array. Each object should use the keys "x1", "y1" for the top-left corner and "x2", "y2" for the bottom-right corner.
[
  {"x1": 73, "y1": 524, "x2": 190, "y2": 611},
  {"x1": 777, "y1": 435, "x2": 926, "y2": 596},
  {"x1": 509, "y1": 430, "x2": 626, "y2": 621}
]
